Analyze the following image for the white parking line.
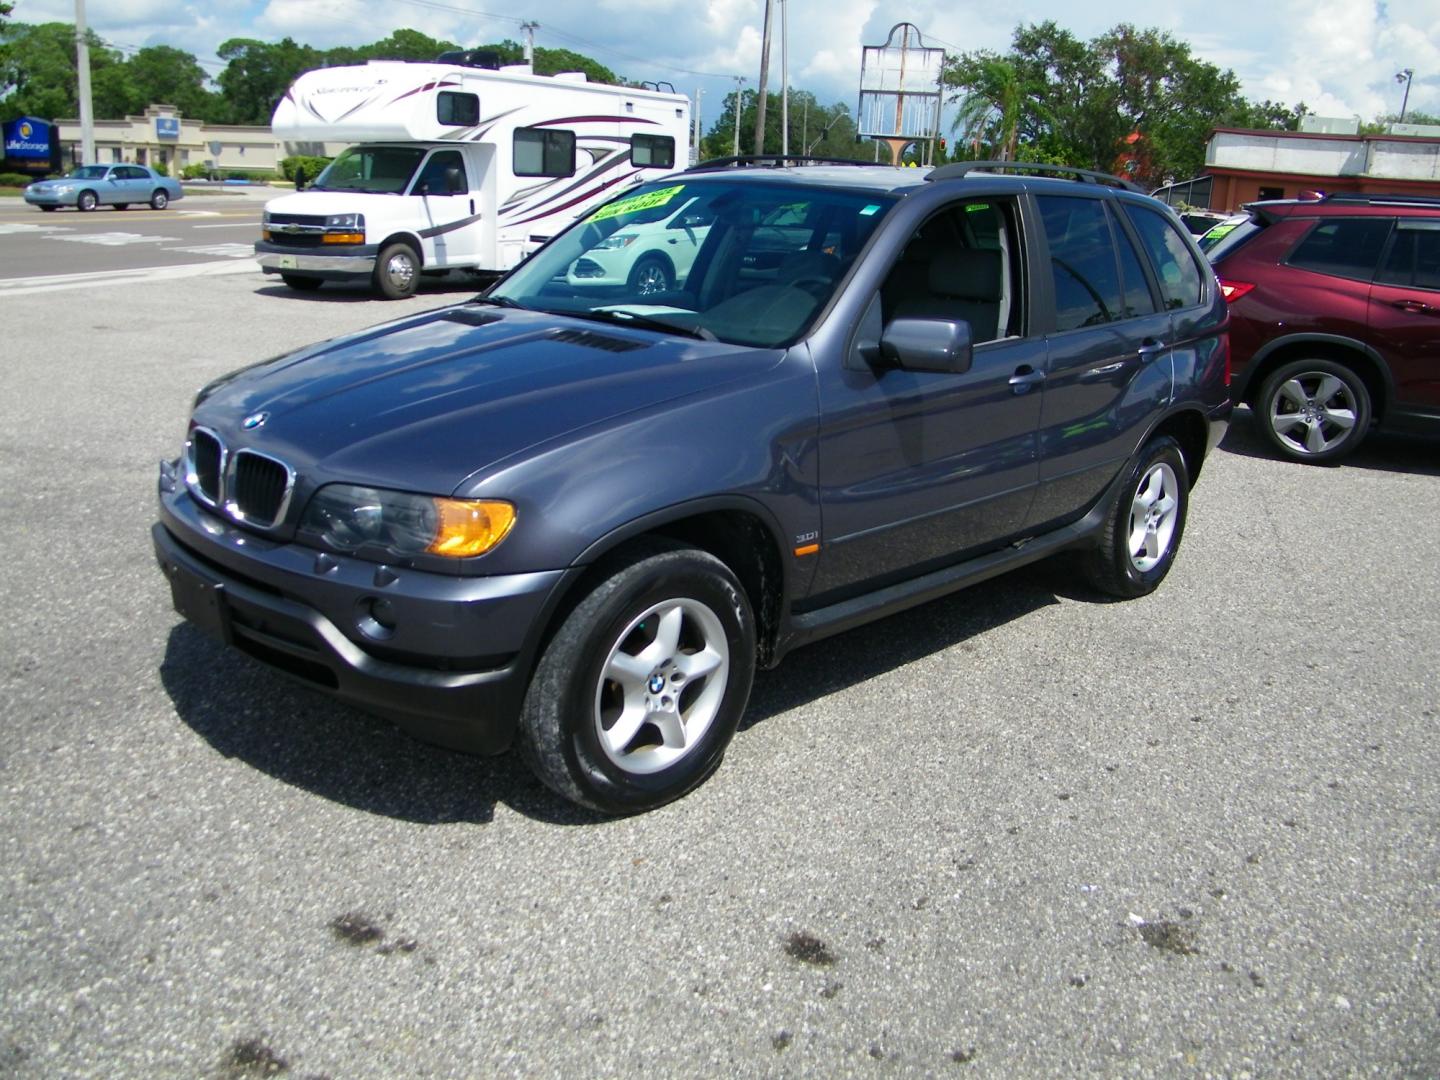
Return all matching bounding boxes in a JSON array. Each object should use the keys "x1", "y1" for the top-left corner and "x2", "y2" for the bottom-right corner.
[
  {"x1": 0, "y1": 259, "x2": 259, "y2": 296},
  {"x1": 192, "y1": 223, "x2": 258, "y2": 229},
  {"x1": 48, "y1": 232, "x2": 173, "y2": 246},
  {"x1": 166, "y1": 243, "x2": 256, "y2": 259},
  {"x1": 0, "y1": 223, "x2": 73, "y2": 235}
]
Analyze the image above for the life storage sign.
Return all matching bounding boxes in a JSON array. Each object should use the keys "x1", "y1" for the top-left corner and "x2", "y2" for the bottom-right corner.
[{"x1": 3, "y1": 116, "x2": 59, "y2": 176}]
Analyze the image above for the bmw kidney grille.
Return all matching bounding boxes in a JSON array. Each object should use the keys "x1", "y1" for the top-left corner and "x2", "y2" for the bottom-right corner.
[{"x1": 185, "y1": 429, "x2": 295, "y2": 529}]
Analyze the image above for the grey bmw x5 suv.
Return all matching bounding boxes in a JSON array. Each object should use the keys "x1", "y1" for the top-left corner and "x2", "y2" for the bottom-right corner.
[{"x1": 155, "y1": 159, "x2": 1231, "y2": 813}]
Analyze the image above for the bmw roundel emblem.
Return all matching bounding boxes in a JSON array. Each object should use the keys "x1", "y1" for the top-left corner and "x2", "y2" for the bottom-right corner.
[{"x1": 242, "y1": 411, "x2": 269, "y2": 430}]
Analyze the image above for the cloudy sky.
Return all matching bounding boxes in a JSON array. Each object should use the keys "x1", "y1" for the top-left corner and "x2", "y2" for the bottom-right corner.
[{"x1": 12, "y1": 0, "x2": 1439, "y2": 130}]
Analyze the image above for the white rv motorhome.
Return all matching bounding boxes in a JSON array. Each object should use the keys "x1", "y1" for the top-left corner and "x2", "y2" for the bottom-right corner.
[{"x1": 257, "y1": 58, "x2": 691, "y2": 298}]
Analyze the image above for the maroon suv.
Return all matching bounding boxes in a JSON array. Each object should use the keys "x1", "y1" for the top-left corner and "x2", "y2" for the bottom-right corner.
[{"x1": 1208, "y1": 193, "x2": 1440, "y2": 463}]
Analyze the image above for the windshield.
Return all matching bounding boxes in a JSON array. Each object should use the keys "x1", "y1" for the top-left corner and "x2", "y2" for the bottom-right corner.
[
  {"x1": 68, "y1": 166, "x2": 109, "y2": 179},
  {"x1": 312, "y1": 146, "x2": 425, "y2": 194},
  {"x1": 490, "y1": 177, "x2": 897, "y2": 348}
]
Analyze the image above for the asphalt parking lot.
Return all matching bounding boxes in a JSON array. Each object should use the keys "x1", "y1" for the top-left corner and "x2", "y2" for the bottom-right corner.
[{"x1": 1, "y1": 265, "x2": 1436, "y2": 1079}]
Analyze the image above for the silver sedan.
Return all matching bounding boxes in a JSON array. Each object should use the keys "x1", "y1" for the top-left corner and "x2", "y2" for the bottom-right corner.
[{"x1": 23, "y1": 164, "x2": 184, "y2": 212}]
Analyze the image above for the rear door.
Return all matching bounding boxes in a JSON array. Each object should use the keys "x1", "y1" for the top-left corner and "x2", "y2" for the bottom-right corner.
[
  {"x1": 1370, "y1": 217, "x2": 1440, "y2": 413},
  {"x1": 1027, "y1": 193, "x2": 1175, "y2": 528}
]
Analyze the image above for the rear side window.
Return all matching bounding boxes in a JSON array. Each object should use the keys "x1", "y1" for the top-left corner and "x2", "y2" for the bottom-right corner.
[
  {"x1": 631, "y1": 133, "x2": 675, "y2": 168},
  {"x1": 1125, "y1": 205, "x2": 1206, "y2": 309},
  {"x1": 1038, "y1": 196, "x2": 1125, "y2": 332},
  {"x1": 1287, "y1": 218, "x2": 1393, "y2": 280},
  {"x1": 1376, "y1": 220, "x2": 1440, "y2": 291},
  {"x1": 437, "y1": 92, "x2": 479, "y2": 127},
  {"x1": 1115, "y1": 223, "x2": 1158, "y2": 318},
  {"x1": 514, "y1": 127, "x2": 575, "y2": 178}
]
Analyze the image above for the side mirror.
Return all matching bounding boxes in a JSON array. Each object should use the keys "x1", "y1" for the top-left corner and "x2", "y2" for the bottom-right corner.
[
  {"x1": 294, "y1": 166, "x2": 307, "y2": 192},
  {"x1": 879, "y1": 317, "x2": 974, "y2": 374},
  {"x1": 445, "y1": 166, "x2": 464, "y2": 194}
]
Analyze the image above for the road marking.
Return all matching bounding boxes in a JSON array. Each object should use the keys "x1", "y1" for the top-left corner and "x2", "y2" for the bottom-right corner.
[
  {"x1": 166, "y1": 243, "x2": 256, "y2": 258},
  {"x1": 48, "y1": 231, "x2": 173, "y2": 246},
  {"x1": 0, "y1": 223, "x2": 73, "y2": 235},
  {"x1": 0, "y1": 259, "x2": 259, "y2": 296},
  {"x1": 192, "y1": 223, "x2": 257, "y2": 230},
  {"x1": 177, "y1": 210, "x2": 222, "y2": 217}
]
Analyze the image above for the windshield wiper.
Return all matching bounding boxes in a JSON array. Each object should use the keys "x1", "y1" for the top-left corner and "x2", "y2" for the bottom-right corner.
[
  {"x1": 472, "y1": 294, "x2": 530, "y2": 310},
  {"x1": 568, "y1": 308, "x2": 717, "y2": 341}
]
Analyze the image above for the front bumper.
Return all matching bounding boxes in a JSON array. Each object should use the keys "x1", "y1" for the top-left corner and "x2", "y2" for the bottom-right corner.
[
  {"x1": 24, "y1": 190, "x2": 70, "y2": 207},
  {"x1": 255, "y1": 240, "x2": 380, "y2": 281},
  {"x1": 154, "y1": 478, "x2": 570, "y2": 755}
]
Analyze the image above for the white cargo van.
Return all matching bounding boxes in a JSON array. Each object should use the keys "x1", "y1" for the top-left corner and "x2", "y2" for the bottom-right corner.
[{"x1": 257, "y1": 58, "x2": 691, "y2": 298}]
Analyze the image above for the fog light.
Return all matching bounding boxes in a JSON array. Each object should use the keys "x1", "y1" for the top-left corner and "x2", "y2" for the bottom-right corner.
[{"x1": 357, "y1": 597, "x2": 397, "y2": 640}]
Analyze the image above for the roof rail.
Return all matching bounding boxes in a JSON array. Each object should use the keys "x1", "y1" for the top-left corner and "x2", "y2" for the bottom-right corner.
[
  {"x1": 927, "y1": 160, "x2": 1143, "y2": 192},
  {"x1": 687, "y1": 154, "x2": 879, "y2": 172},
  {"x1": 639, "y1": 80, "x2": 678, "y2": 94},
  {"x1": 1320, "y1": 192, "x2": 1440, "y2": 207}
]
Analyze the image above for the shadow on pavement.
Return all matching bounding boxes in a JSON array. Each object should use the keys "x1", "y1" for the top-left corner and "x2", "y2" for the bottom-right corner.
[
  {"x1": 253, "y1": 277, "x2": 482, "y2": 304},
  {"x1": 160, "y1": 559, "x2": 1072, "y2": 822},
  {"x1": 1220, "y1": 405, "x2": 1440, "y2": 477}
]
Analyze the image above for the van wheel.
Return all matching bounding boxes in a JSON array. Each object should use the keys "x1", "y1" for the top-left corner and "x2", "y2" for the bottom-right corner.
[
  {"x1": 1081, "y1": 435, "x2": 1189, "y2": 599},
  {"x1": 1256, "y1": 358, "x2": 1370, "y2": 464},
  {"x1": 150, "y1": 189, "x2": 169, "y2": 210},
  {"x1": 281, "y1": 274, "x2": 324, "y2": 292},
  {"x1": 373, "y1": 242, "x2": 420, "y2": 299},
  {"x1": 518, "y1": 540, "x2": 756, "y2": 814}
]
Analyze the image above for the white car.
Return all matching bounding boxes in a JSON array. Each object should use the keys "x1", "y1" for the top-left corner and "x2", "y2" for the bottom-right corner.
[{"x1": 566, "y1": 196, "x2": 714, "y2": 295}]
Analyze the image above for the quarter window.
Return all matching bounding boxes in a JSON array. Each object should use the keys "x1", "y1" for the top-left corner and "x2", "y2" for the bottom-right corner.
[
  {"x1": 437, "y1": 91, "x2": 480, "y2": 127},
  {"x1": 514, "y1": 127, "x2": 575, "y2": 178},
  {"x1": 1125, "y1": 205, "x2": 1206, "y2": 310},
  {"x1": 1115, "y1": 221, "x2": 1158, "y2": 318},
  {"x1": 631, "y1": 133, "x2": 675, "y2": 168},
  {"x1": 1288, "y1": 218, "x2": 1395, "y2": 281},
  {"x1": 1038, "y1": 196, "x2": 1125, "y2": 332}
]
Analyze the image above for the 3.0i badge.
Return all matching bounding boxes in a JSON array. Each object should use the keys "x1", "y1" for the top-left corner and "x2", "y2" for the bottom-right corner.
[{"x1": 241, "y1": 412, "x2": 269, "y2": 430}]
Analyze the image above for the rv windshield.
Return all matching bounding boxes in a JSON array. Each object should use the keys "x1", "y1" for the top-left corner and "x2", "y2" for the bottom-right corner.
[
  {"x1": 488, "y1": 178, "x2": 897, "y2": 348},
  {"x1": 311, "y1": 146, "x2": 425, "y2": 194}
]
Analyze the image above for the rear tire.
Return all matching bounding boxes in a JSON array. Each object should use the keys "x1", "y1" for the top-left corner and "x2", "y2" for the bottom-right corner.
[
  {"x1": 280, "y1": 273, "x2": 324, "y2": 292},
  {"x1": 1256, "y1": 357, "x2": 1371, "y2": 464},
  {"x1": 115, "y1": 203, "x2": 129, "y2": 210},
  {"x1": 150, "y1": 189, "x2": 169, "y2": 210},
  {"x1": 39, "y1": 205, "x2": 57, "y2": 212},
  {"x1": 373, "y1": 241, "x2": 420, "y2": 300},
  {"x1": 1081, "y1": 435, "x2": 1189, "y2": 599},
  {"x1": 77, "y1": 191, "x2": 97, "y2": 212},
  {"x1": 518, "y1": 540, "x2": 756, "y2": 814}
]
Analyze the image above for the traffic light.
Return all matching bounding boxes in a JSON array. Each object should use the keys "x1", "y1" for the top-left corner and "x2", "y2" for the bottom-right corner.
[{"x1": 938, "y1": 136, "x2": 946, "y2": 151}]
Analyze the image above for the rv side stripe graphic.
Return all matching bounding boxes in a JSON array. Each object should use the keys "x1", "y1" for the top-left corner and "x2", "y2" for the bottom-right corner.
[
  {"x1": 505, "y1": 171, "x2": 642, "y2": 228},
  {"x1": 388, "y1": 79, "x2": 461, "y2": 107},
  {"x1": 531, "y1": 115, "x2": 661, "y2": 128},
  {"x1": 502, "y1": 151, "x2": 633, "y2": 220},
  {"x1": 418, "y1": 212, "x2": 486, "y2": 240}
]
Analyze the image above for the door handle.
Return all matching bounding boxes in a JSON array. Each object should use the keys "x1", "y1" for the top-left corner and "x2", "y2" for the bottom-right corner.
[
  {"x1": 1137, "y1": 339, "x2": 1167, "y2": 362},
  {"x1": 1391, "y1": 298, "x2": 1433, "y2": 313},
  {"x1": 1008, "y1": 366, "x2": 1045, "y2": 394}
]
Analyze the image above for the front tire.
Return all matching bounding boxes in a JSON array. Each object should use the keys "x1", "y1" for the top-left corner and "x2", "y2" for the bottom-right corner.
[
  {"x1": 1081, "y1": 435, "x2": 1189, "y2": 598},
  {"x1": 77, "y1": 191, "x2": 97, "y2": 212},
  {"x1": 1256, "y1": 358, "x2": 1371, "y2": 464},
  {"x1": 150, "y1": 189, "x2": 169, "y2": 210},
  {"x1": 373, "y1": 242, "x2": 420, "y2": 300},
  {"x1": 518, "y1": 541, "x2": 756, "y2": 814},
  {"x1": 628, "y1": 255, "x2": 673, "y2": 297}
]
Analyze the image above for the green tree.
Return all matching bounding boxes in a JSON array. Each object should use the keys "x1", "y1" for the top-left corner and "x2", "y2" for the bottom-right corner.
[
  {"x1": 701, "y1": 88, "x2": 857, "y2": 159},
  {"x1": 121, "y1": 45, "x2": 222, "y2": 120},
  {"x1": 215, "y1": 36, "x2": 323, "y2": 124},
  {"x1": 950, "y1": 56, "x2": 1035, "y2": 161},
  {"x1": 472, "y1": 40, "x2": 621, "y2": 84},
  {"x1": 0, "y1": 21, "x2": 129, "y2": 119},
  {"x1": 352, "y1": 29, "x2": 460, "y2": 63}
]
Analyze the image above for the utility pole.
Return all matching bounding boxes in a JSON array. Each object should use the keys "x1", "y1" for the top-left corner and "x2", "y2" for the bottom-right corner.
[
  {"x1": 1396, "y1": 68, "x2": 1415, "y2": 123},
  {"x1": 732, "y1": 76, "x2": 745, "y2": 157},
  {"x1": 780, "y1": 0, "x2": 789, "y2": 157},
  {"x1": 74, "y1": 0, "x2": 95, "y2": 165},
  {"x1": 520, "y1": 21, "x2": 539, "y2": 65},
  {"x1": 753, "y1": 0, "x2": 773, "y2": 155},
  {"x1": 692, "y1": 88, "x2": 704, "y2": 165}
]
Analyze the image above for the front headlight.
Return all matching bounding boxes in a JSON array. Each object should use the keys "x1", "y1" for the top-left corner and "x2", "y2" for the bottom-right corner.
[
  {"x1": 299, "y1": 484, "x2": 515, "y2": 559},
  {"x1": 53, "y1": 184, "x2": 74, "y2": 194},
  {"x1": 325, "y1": 213, "x2": 363, "y2": 230},
  {"x1": 596, "y1": 232, "x2": 638, "y2": 249}
]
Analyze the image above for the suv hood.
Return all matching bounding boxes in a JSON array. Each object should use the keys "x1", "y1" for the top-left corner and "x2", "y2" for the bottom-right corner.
[{"x1": 194, "y1": 304, "x2": 783, "y2": 495}]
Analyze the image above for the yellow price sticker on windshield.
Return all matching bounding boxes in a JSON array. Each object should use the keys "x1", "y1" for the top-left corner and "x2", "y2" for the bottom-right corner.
[{"x1": 588, "y1": 185, "x2": 685, "y2": 223}]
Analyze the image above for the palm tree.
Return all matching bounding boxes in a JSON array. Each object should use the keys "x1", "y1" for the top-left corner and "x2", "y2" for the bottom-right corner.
[{"x1": 951, "y1": 58, "x2": 1025, "y2": 160}]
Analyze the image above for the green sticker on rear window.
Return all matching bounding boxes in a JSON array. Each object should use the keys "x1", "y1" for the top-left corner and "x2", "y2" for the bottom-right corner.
[
  {"x1": 1203, "y1": 223, "x2": 1238, "y2": 241},
  {"x1": 588, "y1": 185, "x2": 685, "y2": 223},
  {"x1": 859, "y1": 204, "x2": 880, "y2": 216}
]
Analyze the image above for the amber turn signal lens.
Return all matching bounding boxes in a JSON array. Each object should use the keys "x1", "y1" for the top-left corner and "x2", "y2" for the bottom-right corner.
[
  {"x1": 322, "y1": 232, "x2": 365, "y2": 244},
  {"x1": 427, "y1": 500, "x2": 516, "y2": 558}
]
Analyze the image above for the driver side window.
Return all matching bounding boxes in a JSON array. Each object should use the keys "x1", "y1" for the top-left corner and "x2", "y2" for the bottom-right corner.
[{"x1": 879, "y1": 199, "x2": 1023, "y2": 345}]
